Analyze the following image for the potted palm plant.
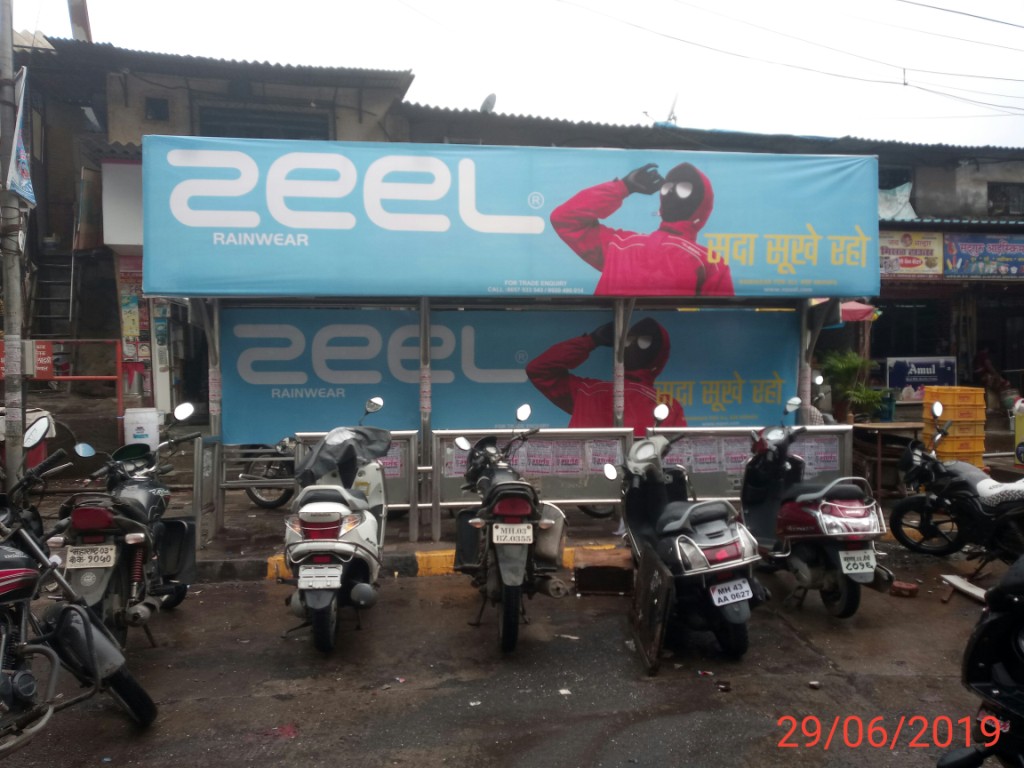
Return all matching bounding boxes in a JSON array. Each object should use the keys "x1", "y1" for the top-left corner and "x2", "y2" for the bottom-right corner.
[{"x1": 820, "y1": 349, "x2": 882, "y2": 422}]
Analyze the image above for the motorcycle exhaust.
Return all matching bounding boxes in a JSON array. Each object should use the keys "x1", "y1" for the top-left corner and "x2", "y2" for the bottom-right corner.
[
  {"x1": 536, "y1": 577, "x2": 569, "y2": 599},
  {"x1": 125, "y1": 597, "x2": 163, "y2": 626}
]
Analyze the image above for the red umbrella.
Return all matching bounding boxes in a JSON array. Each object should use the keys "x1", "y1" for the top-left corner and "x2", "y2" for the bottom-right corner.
[{"x1": 840, "y1": 301, "x2": 878, "y2": 322}]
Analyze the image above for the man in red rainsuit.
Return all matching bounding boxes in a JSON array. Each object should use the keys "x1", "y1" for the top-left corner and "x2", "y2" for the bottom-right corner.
[
  {"x1": 550, "y1": 161, "x2": 734, "y2": 297},
  {"x1": 526, "y1": 317, "x2": 686, "y2": 438}
]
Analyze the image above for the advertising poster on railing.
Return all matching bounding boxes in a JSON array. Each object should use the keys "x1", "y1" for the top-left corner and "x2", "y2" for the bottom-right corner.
[
  {"x1": 218, "y1": 306, "x2": 799, "y2": 444},
  {"x1": 143, "y1": 136, "x2": 879, "y2": 300}
]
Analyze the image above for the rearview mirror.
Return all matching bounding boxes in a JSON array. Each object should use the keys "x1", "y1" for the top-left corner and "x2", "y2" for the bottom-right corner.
[
  {"x1": 365, "y1": 396, "x2": 384, "y2": 414},
  {"x1": 515, "y1": 404, "x2": 532, "y2": 423},
  {"x1": 75, "y1": 443, "x2": 97, "y2": 458},
  {"x1": 813, "y1": 374, "x2": 824, "y2": 386},
  {"x1": 173, "y1": 402, "x2": 195, "y2": 422},
  {"x1": 931, "y1": 401, "x2": 943, "y2": 419},
  {"x1": 454, "y1": 436, "x2": 471, "y2": 451},
  {"x1": 785, "y1": 396, "x2": 802, "y2": 414},
  {"x1": 23, "y1": 417, "x2": 50, "y2": 449},
  {"x1": 653, "y1": 403, "x2": 670, "y2": 423},
  {"x1": 603, "y1": 463, "x2": 618, "y2": 481}
]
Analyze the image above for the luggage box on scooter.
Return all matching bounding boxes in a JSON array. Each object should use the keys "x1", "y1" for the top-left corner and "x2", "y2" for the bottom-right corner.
[{"x1": 160, "y1": 516, "x2": 198, "y2": 582}]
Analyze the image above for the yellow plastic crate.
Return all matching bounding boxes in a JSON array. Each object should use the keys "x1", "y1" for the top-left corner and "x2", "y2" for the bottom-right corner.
[
  {"x1": 935, "y1": 435, "x2": 986, "y2": 454},
  {"x1": 935, "y1": 449, "x2": 985, "y2": 468},
  {"x1": 922, "y1": 386, "x2": 986, "y2": 407},
  {"x1": 924, "y1": 403, "x2": 986, "y2": 422},
  {"x1": 923, "y1": 420, "x2": 986, "y2": 438}
]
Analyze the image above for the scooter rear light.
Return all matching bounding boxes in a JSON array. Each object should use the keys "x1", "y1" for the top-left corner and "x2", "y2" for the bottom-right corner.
[
  {"x1": 71, "y1": 506, "x2": 114, "y2": 531},
  {"x1": 312, "y1": 555, "x2": 333, "y2": 564},
  {"x1": 702, "y1": 541, "x2": 742, "y2": 563},
  {"x1": 300, "y1": 519, "x2": 342, "y2": 540},
  {"x1": 493, "y1": 497, "x2": 532, "y2": 518}
]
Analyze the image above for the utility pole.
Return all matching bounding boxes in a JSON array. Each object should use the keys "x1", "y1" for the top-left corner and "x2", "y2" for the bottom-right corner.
[{"x1": 0, "y1": 0, "x2": 24, "y2": 486}]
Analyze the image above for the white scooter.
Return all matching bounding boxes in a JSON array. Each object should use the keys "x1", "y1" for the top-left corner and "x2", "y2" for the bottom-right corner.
[{"x1": 279, "y1": 397, "x2": 391, "y2": 653}]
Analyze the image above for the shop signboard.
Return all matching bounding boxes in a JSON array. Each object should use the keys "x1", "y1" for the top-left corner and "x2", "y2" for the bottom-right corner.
[
  {"x1": 219, "y1": 307, "x2": 799, "y2": 444},
  {"x1": 945, "y1": 233, "x2": 1024, "y2": 278},
  {"x1": 880, "y1": 231, "x2": 943, "y2": 279},
  {"x1": 0, "y1": 341, "x2": 53, "y2": 380},
  {"x1": 143, "y1": 136, "x2": 880, "y2": 300},
  {"x1": 886, "y1": 356, "x2": 957, "y2": 399}
]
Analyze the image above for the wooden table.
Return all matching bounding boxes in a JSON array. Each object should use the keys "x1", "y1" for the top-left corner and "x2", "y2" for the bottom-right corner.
[{"x1": 851, "y1": 421, "x2": 924, "y2": 498}]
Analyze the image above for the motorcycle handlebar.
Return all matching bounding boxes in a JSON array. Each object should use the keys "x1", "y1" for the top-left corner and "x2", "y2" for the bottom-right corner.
[
  {"x1": 28, "y1": 448, "x2": 69, "y2": 479},
  {"x1": 173, "y1": 431, "x2": 204, "y2": 444}
]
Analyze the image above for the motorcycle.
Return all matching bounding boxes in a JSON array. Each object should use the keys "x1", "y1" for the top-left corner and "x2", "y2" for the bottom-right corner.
[
  {"x1": 453, "y1": 404, "x2": 569, "y2": 654},
  {"x1": 891, "y1": 400, "x2": 1024, "y2": 571},
  {"x1": 50, "y1": 403, "x2": 201, "y2": 647},
  {"x1": 603, "y1": 403, "x2": 765, "y2": 658},
  {"x1": 936, "y1": 555, "x2": 1024, "y2": 768},
  {"x1": 239, "y1": 437, "x2": 296, "y2": 509},
  {"x1": 0, "y1": 418, "x2": 157, "y2": 755},
  {"x1": 279, "y1": 397, "x2": 391, "y2": 653},
  {"x1": 740, "y1": 396, "x2": 893, "y2": 618}
]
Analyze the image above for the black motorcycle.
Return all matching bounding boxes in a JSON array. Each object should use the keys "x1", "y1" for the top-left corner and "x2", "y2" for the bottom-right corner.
[
  {"x1": 891, "y1": 401, "x2": 1024, "y2": 569},
  {"x1": 240, "y1": 438, "x2": 296, "y2": 509},
  {"x1": 0, "y1": 418, "x2": 156, "y2": 755},
  {"x1": 936, "y1": 556, "x2": 1024, "y2": 767},
  {"x1": 453, "y1": 405, "x2": 569, "y2": 653},
  {"x1": 52, "y1": 403, "x2": 201, "y2": 646}
]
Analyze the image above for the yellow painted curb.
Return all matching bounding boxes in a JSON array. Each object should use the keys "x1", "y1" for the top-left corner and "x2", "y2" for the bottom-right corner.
[
  {"x1": 415, "y1": 550, "x2": 456, "y2": 576},
  {"x1": 266, "y1": 553, "x2": 290, "y2": 580},
  {"x1": 562, "y1": 544, "x2": 617, "y2": 571}
]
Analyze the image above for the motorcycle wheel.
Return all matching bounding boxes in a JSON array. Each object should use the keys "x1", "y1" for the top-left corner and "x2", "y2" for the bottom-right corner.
[
  {"x1": 243, "y1": 455, "x2": 295, "y2": 509},
  {"x1": 102, "y1": 564, "x2": 131, "y2": 648},
  {"x1": 311, "y1": 601, "x2": 339, "y2": 653},
  {"x1": 820, "y1": 573, "x2": 861, "y2": 619},
  {"x1": 104, "y1": 667, "x2": 157, "y2": 728},
  {"x1": 498, "y1": 584, "x2": 521, "y2": 653},
  {"x1": 890, "y1": 496, "x2": 967, "y2": 556},
  {"x1": 161, "y1": 581, "x2": 189, "y2": 610},
  {"x1": 713, "y1": 621, "x2": 749, "y2": 658}
]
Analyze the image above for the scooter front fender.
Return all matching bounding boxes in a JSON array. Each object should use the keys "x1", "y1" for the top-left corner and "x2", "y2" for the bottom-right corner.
[
  {"x1": 494, "y1": 543, "x2": 528, "y2": 587},
  {"x1": 302, "y1": 589, "x2": 337, "y2": 611},
  {"x1": 717, "y1": 599, "x2": 751, "y2": 624}
]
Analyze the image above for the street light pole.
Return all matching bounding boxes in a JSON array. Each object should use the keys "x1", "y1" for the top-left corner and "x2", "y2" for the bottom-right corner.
[{"x1": 0, "y1": 0, "x2": 24, "y2": 485}]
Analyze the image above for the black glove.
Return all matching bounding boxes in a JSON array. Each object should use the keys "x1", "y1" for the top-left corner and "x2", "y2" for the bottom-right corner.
[
  {"x1": 588, "y1": 322, "x2": 615, "y2": 347},
  {"x1": 621, "y1": 163, "x2": 663, "y2": 195}
]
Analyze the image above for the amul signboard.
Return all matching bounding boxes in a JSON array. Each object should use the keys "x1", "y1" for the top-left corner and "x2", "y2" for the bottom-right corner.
[{"x1": 143, "y1": 136, "x2": 879, "y2": 299}]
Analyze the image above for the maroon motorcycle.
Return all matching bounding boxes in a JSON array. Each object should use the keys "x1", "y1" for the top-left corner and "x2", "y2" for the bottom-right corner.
[{"x1": 0, "y1": 418, "x2": 156, "y2": 755}]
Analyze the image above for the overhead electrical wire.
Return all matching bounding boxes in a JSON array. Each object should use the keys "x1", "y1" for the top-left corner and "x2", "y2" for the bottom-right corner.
[{"x1": 555, "y1": 0, "x2": 1024, "y2": 117}]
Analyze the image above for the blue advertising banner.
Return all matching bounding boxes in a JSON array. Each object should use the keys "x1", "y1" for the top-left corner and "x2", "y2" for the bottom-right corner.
[
  {"x1": 219, "y1": 307, "x2": 800, "y2": 444},
  {"x1": 144, "y1": 136, "x2": 879, "y2": 300},
  {"x1": 945, "y1": 233, "x2": 1024, "y2": 278}
]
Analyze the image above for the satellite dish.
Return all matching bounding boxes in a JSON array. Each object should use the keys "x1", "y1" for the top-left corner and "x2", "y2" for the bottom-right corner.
[{"x1": 480, "y1": 93, "x2": 496, "y2": 113}]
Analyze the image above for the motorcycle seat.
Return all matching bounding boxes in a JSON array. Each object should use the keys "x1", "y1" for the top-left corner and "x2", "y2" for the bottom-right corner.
[
  {"x1": 977, "y1": 477, "x2": 1024, "y2": 508},
  {"x1": 292, "y1": 484, "x2": 369, "y2": 512},
  {"x1": 657, "y1": 499, "x2": 734, "y2": 536}
]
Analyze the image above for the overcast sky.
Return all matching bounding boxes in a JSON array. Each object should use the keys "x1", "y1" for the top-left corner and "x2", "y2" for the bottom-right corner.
[{"x1": 14, "y1": 0, "x2": 1024, "y2": 147}]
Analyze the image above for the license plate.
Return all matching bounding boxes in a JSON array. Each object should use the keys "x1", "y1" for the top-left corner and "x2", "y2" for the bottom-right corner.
[
  {"x1": 297, "y1": 565, "x2": 342, "y2": 590},
  {"x1": 492, "y1": 523, "x2": 533, "y2": 545},
  {"x1": 839, "y1": 548, "x2": 876, "y2": 574},
  {"x1": 709, "y1": 577, "x2": 753, "y2": 606},
  {"x1": 65, "y1": 545, "x2": 116, "y2": 569}
]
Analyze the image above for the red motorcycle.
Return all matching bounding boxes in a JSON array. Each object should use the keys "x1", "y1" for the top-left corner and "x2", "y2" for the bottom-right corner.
[{"x1": 739, "y1": 397, "x2": 893, "y2": 618}]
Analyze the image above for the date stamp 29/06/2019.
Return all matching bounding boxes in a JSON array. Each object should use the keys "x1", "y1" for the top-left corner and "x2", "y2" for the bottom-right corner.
[{"x1": 776, "y1": 715, "x2": 1003, "y2": 751}]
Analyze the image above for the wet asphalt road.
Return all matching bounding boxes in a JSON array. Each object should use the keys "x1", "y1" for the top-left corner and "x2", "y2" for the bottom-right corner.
[{"x1": 17, "y1": 547, "x2": 995, "y2": 768}]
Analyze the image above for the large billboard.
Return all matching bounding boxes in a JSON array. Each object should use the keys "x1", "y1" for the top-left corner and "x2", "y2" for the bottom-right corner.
[
  {"x1": 143, "y1": 136, "x2": 879, "y2": 299},
  {"x1": 219, "y1": 308, "x2": 800, "y2": 444}
]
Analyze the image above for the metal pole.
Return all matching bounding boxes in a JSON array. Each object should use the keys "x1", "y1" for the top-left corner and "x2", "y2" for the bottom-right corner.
[
  {"x1": 0, "y1": 0, "x2": 24, "y2": 487},
  {"x1": 418, "y1": 297, "x2": 432, "y2": 542}
]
